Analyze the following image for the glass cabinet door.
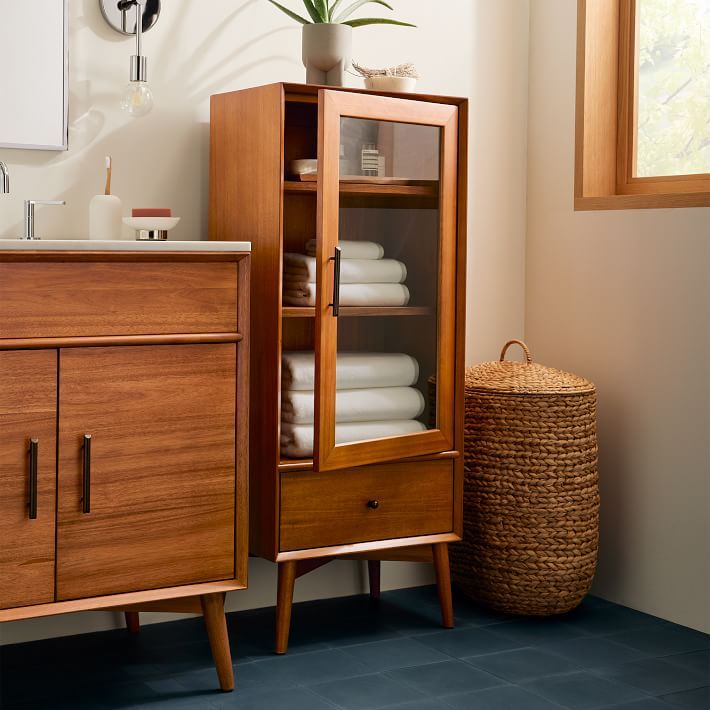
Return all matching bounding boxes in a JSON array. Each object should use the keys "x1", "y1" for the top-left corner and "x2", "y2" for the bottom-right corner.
[{"x1": 313, "y1": 91, "x2": 459, "y2": 472}]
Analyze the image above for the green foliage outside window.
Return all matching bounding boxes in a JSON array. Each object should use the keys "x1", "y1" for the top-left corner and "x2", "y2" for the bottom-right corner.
[{"x1": 637, "y1": 0, "x2": 710, "y2": 177}]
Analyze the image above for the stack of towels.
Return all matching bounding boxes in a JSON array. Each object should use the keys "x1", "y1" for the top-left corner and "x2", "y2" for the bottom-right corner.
[
  {"x1": 281, "y1": 351, "x2": 427, "y2": 458},
  {"x1": 283, "y1": 240, "x2": 410, "y2": 307}
]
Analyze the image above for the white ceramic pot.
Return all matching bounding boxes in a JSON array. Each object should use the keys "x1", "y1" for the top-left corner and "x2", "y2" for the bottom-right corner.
[
  {"x1": 364, "y1": 75, "x2": 418, "y2": 93},
  {"x1": 302, "y1": 23, "x2": 352, "y2": 86}
]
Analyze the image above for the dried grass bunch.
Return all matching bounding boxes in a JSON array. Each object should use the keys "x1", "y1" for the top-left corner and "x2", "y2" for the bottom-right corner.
[{"x1": 352, "y1": 61, "x2": 419, "y2": 79}]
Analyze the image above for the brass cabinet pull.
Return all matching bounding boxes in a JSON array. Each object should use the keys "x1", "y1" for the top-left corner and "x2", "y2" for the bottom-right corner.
[
  {"x1": 367, "y1": 499, "x2": 380, "y2": 510},
  {"x1": 330, "y1": 246, "x2": 342, "y2": 317},
  {"x1": 28, "y1": 438, "x2": 39, "y2": 520},
  {"x1": 82, "y1": 434, "x2": 92, "y2": 514}
]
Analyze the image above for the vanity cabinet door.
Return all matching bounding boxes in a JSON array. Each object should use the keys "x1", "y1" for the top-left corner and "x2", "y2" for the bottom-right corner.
[
  {"x1": 0, "y1": 350, "x2": 57, "y2": 610},
  {"x1": 314, "y1": 90, "x2": 459, "y2": 472},
  {"x1": 56, "y1": 344, "x2": 237, "y2": 601}
]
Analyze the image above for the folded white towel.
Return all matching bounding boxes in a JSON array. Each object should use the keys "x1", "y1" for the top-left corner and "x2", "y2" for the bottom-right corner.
[
  {"x1": 283, "y1": 283, "x2": 410, "y2": 308},
  {"x1": 305, "y1": 240, "x2": 384, "y2": 260},
  {"x1": 282, "y1": 386, "x2": 425, "y2": 425},
  {"x1": 283, "y1": 352, "x2": 420, "y2": 391},
  {"x1": 284, "y1": 253, "x2": 407, "y2": 284},
  {"x1": 281, "y1": 420, "x2": 428, "y2": 458}
]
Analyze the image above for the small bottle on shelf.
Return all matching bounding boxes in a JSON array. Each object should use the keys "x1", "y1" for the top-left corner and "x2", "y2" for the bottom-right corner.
[{"x1": 361, "y1": 143, "x2": 380, "y2": 176}]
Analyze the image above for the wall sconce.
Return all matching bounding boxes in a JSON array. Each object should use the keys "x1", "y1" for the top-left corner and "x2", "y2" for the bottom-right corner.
[
  {"x1": 0, "y1": 162, "x2": 9, "y2": 194},
  {"x1": 100, "y1": 0, "x2": 161, "y2": 118}
]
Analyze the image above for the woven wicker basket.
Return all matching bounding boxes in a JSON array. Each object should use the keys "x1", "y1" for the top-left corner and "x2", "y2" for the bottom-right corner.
[{"x1": 450, "y1": 340, "x2": 599, "y2": 616}]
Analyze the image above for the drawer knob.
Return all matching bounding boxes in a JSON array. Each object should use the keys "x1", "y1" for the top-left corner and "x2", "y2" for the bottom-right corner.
[{"x1": 367, "y1": 499, "x2": 380, "y2": 510}]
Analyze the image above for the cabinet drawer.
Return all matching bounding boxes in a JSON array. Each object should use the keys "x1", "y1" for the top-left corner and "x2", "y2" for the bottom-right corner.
[
  {"x1": 0, "y1": 262, "x2": 238, "y2": 339},
  {"x1": 280, "y1": 460, "x2": 453, "y2": 552}
]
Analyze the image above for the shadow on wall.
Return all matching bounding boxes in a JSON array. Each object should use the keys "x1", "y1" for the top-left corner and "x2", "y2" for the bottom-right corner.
[
  {"x1": 593, "y1": 387, "x2": 633, "y2": 599},
  {"x1": 1, "y1": 0, "x2": 296, "y2": 239}
]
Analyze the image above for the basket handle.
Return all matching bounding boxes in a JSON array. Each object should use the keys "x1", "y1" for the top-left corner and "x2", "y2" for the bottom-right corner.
[{"x1": 500, "y1": 340, "x2": 532, "y2": 364}]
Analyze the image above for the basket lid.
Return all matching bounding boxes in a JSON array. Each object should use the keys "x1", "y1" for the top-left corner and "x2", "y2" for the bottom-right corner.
[{"x1": 466, "y1": 340, "x2": 595, "y2": 395}]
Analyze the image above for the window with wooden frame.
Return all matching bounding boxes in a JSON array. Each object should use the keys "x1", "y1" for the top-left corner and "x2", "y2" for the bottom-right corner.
[{"x1": 576, "y1": 0, "x2": 710, "y2": 209}]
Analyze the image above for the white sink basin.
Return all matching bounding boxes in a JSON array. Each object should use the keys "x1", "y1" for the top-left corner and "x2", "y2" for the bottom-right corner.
[{"x1": 0, "y1": 239, "x2": 251, "y2": 252}]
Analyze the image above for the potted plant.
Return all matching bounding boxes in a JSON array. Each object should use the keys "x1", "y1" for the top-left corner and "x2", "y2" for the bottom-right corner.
[{"x1": 266, "y1": 0, "x2": 415, "y2": 86}]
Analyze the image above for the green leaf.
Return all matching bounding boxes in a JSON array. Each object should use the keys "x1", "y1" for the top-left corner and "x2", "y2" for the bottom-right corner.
[
  {"x1": 342, "y1": 17, "x2": 416, "y2": 28},
  {"x1": 301, "y1": 0, "x2": 326, "y2": 23},
  {"x1": 266, "y1": 0, "x2": 311, "y2": 24},
  {"x1": 329, "y1": 0, "x2": 346, "y2": 20},
  {"x1": 324, "y1": 0, "x2": 336, "y2": 21},
  {"x1": 333, "y1": 0, "x2": 394, "y2": 23},
  {"x1": 311, "y1": 0, "x2": 329, "y2": 22}
]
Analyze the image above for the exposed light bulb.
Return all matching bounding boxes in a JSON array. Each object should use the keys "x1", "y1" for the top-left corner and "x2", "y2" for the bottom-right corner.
[
  {"x1": 121, "y1": 80, "x2": 154, "y2": 117},
  {"x1": 118, "y1": 1, "x2": 155, "y2": 118}
]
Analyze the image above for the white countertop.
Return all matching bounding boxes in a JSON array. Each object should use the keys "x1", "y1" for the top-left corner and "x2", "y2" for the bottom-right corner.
[{"x1": 0, "y1": 239, "x2": 251, "y2": 252}]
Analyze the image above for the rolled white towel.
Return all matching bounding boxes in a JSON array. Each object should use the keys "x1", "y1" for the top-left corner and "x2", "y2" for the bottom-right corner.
[
  {"x1": 283, "y1": 352, "x2": 420, "y2": 391},
  {"x1": 305, "y1": 240, "x2": 384, "y2": 260},
  {"x1": 283, "y1": 283, "x2": 410, "y2": 308},
  {"x1": 284, "y1": 253, "x2": 407, "y2": 284},
  {"x1": 282, "y1": 386, "x2": 425, "y2": 425},
  {"x1": 281, "y1": 420, "x2": 428, "y2": 458}
]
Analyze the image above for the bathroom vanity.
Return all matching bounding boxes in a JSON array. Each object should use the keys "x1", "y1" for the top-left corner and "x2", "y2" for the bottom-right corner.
[
  {"x1": 0, "y1": 240, "x2": 250, "y2": 692},
  {"x1": 210, "y1": 84, "x2": 467, "y2": 653}
]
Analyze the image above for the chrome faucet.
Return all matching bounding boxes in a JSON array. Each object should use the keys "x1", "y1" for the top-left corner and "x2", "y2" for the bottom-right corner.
[
  {"x1": 24, "y1": 199, "x2": 65, "y2": 240},
  {"x1": 0, "y1": 162, "x2": 9, "y2": 194}
]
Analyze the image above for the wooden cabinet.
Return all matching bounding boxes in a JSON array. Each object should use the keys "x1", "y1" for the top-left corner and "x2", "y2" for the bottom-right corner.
[
  {"x1": 211, "y1": 84, "x2": 467, "y2": 653},
  {"x1": 0, "y1": 250, "x2": 250, "y2": 693}
]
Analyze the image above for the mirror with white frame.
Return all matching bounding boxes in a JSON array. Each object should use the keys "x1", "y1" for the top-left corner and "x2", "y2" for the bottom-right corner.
[{"x1": 0, "y1": 0, "x2": 68, "y2": 151}]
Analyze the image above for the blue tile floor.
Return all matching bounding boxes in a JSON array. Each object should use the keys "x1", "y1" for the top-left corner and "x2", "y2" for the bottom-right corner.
[{"x1": 1, "y1": 586, "x2": 707, "y2": 709}]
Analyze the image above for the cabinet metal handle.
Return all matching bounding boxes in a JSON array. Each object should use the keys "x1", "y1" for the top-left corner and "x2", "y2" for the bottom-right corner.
[
  {"x1": 82, "y1": 434, "x2": 92, "y2": 514},
  {"x1": 330, "y1": 246, "x2": 342, "y2": 318},
  {"x1": 28, "y1": 439, "x2": 39, "y2": 520},
  {"x1": 367, "y1": 499, "x2": 380, "y2": 510}
]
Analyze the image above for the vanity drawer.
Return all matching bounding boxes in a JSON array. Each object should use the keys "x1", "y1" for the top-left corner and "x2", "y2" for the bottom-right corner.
[
  {"x1": 280, "y1": 459, "x2": 453, "y2": 552},
  {"x1": 0, "y1": 262, "x2": 238, "y2": 339}
]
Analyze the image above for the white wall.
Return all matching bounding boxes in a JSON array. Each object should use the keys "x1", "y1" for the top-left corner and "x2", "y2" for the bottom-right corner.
[
  {"x1": 467, "y1": 1, "x2": 529, "y2": 361},
  {"x1": 526, "y1": 0, "x2": 710, "y2": 633},
  {"x1": 0, "y1": 0, "x2": 530, "y2": 644}
]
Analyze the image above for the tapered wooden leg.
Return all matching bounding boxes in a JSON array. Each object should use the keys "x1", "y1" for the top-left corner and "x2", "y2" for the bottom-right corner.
[
  {"x1": 275, "y1": 560, "x2": 297, "y2": 655},
  {"x1": 368, "y1": 560, "x2": 381, "y2": 600},
  {"x1": 200, "y1": 593, "x2": 234, "y2": 692},
  {"x1": 432, "y1": 543, "x2": 454, "y2": 629},
  {"x1": 124, "y1": 611, "x2": 140, "y2": 634}
]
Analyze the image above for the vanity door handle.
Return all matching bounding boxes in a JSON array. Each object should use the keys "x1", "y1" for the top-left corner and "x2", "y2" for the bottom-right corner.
[
  {"x1": 330, "y1": 246, "x2": 342, "y2": 318},
  {"x1": 82, "y1": 434, "x2": 92, "y2": 514},
  {"x1": 367, "y1": 499, "x2": 380, "y2": 510},
  {"x1": 28, "y1": 438, "x2": 39, "y2": 520}
]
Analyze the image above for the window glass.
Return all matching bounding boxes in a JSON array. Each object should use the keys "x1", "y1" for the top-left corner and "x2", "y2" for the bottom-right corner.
[{"x1": 636, "y1": 0, "x2": 710, "y2": 177}]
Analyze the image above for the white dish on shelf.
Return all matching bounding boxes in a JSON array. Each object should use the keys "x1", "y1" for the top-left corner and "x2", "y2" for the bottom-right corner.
[
  {"x1": 123, "y1": 217, "x2": 181, "y2": 231},
  {"x1": 289, "y1": 159, "x2": 318, "y2": 176},
  {"x1": 364, "y1": 76, "x2": 417, "y2": 93}
]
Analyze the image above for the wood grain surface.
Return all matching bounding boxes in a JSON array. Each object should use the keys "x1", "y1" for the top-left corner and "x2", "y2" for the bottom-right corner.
[
  {"x1": 0, "y1": 580, "x2": 245, "y2": 623},
  {"x1": 0, "y1": 350, "x2": 57, "y2": 610},
  {"x1": 0, "y1": 262, "x2": 238, "y2": 339},
  {"x1": 56, "y1": 344, "x2": 237, "y2": 601},
  {"x1": 201, "y1": 593, "x2": 235, "y2": 691},
  {"x1": 210, "y1": 85, "x2": 284, "y2": 561},
  {"x1": 280, "y1": 459, "x2": 453, "y2": 551}
]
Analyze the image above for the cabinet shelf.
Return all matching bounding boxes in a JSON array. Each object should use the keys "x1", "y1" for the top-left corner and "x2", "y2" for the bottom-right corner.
[
  {"x1": 282, "y1": 306, "x2": 432, "y2": 318},
  {"x1": 279, "y1": 458, "x2": 315, "y2": 472},
  {"x1": 284, "y1": 180, "x2": 439, "y2": 208}
]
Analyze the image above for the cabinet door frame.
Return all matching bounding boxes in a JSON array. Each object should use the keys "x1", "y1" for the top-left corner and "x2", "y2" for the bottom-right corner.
[{"x1": 314, "y1": 90, "x2": 459, "y2": 472}]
